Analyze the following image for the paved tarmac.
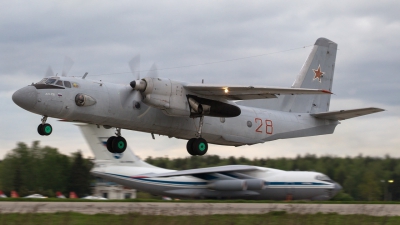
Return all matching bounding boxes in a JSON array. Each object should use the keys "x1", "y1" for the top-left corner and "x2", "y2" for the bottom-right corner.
[{"x1": 0, "y1": 202, "x2": 398, "y2": 216}]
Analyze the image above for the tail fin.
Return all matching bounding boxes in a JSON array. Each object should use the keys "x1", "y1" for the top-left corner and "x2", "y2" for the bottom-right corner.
[
  {"x1": 280, "y1": 37, "x2": 338, "y2": 113},
  {"x1": 77, "y1": 124, "x2": 155, "y2": 168}
]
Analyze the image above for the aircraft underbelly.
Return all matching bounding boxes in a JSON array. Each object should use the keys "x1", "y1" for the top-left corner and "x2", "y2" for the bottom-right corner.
[{"x1": 67, "y1": 94, "x2": 338, "y2": 146}]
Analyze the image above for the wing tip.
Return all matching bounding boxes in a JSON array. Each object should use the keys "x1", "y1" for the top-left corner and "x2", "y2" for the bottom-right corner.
[{"x1": 321, "y1": 89, "x2": 333, "y2": 94}]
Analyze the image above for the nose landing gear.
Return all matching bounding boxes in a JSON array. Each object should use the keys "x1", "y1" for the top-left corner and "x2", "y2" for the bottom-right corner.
[
  {"x1": 37, "y1": 116, "x2": 52, "y2": 136},
  {"x1": 186, "y1": 117, "x2": 208, "y2": 156},
  {"x1": 106, "y1": 128, "x2": 127, "y2": 154}
]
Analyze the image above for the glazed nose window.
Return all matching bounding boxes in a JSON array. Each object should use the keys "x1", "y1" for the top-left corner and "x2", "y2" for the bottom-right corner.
[
  {"x1": 75, "y1": 93, "x2": 97, "y2": 106},
  {"x1": 75, "y1": 93, "x2": 85, "y2": 106}
]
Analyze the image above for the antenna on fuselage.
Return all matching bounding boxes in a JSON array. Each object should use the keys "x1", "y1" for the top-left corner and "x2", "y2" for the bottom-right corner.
[{"x1": 82, "y1": 72, "x2": 88, "y2": 79}]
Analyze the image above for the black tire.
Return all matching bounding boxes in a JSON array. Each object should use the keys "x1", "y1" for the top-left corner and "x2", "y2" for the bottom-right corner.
[
  {"x1": 37, "y1": 124, "x2": 44, "y2": 136},
  {"x1": 112, "y1": 136, "x2": 127, "y2": 154},
  {"x1": 107, "y1": 136, "x2": 116, "y2": 153},
  {"x1": 193, "y1": 138, "x2": 208, "y2": 155},
  {"x1": 42, "y1": 123, "x2": 52, "y2": 136},
  {"x1": 186, "y1": 138, "x2": 197, "y2": 155}
]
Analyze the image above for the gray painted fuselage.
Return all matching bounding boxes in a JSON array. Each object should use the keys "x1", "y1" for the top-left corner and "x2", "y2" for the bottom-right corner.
[{"x1": 18, "y1": 78, "x2": 338, "y2": 147}]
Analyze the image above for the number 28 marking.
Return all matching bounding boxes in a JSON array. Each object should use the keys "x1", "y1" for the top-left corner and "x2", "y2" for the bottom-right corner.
[{"x1": 255, "y1": 118, "x2": 273, "y2": 134}]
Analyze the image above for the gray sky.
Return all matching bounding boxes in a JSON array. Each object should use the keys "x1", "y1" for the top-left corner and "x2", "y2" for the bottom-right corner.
[{"x1": 1, "y1": 0, "x2": 399, "y2": 160}]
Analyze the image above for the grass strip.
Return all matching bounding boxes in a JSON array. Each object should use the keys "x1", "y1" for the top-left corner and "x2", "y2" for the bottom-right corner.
[{"x1": 0, "y1": 211, "x2": 399, "y2": 225}]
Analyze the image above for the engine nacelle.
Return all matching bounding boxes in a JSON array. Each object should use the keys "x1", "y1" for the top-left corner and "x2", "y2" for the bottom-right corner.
[
  {"x1": 207, "y1": 180, "x2": 247, "y2": 191},
  {"x1": 131, "y1": 77, "x2": 241, "y2": 118},
  {"x1": 132, "y1": 77, "x2": 190, "y2": 117},
  {"x1": 243, "y1": 179, "x2": 265, "y2": 190}
]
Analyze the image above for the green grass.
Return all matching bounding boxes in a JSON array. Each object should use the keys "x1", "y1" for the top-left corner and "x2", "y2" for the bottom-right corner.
[{"x1": 0, "y1": 211, "x2": 398, "y2": 225}]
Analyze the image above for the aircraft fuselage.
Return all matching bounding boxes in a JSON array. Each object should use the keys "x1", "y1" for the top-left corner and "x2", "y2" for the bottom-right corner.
[{"x1": 15, "y1": 76, "x2": 338, "y2": 147}]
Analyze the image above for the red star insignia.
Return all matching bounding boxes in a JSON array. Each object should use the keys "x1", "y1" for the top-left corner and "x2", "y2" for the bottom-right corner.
[{"x1": 312, "y1": 65, "x2": 325, "y2": 82}]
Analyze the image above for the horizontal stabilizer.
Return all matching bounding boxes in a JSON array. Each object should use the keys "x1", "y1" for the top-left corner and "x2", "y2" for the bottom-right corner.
[
  {"x1": 311, "y1": 107, "x2": 384, "y2": 120},
  {"x1": 141, "y1": 165, "x2": 261, "y2": 178}
]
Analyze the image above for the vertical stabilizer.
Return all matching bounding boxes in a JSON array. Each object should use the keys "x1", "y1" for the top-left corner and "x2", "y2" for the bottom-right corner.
[
  {"x1": 78, "y1": 124, "x2": 155, "y2": 168},
  {"x1": 280, "y1": 38, "x2": 338, "y2": 113}
]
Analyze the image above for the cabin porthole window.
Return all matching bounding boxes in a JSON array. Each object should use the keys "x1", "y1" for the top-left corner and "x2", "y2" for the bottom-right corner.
[{"x1": 247, "y1": 121, "x2": 252, "y2": 127}]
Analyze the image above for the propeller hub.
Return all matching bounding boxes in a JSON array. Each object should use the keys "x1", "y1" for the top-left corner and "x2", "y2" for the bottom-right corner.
[
  {"x1": 130, "y1": 79, "x2": 147, "y2": 92},
  {"x1": 130, "y1": 81, "x2": 137, "y2": 89}
]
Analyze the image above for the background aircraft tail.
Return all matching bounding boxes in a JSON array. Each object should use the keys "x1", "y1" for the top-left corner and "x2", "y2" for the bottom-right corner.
[
  {"x1": 78, "y1": 124, "x2": 156, "y2": 168},
  {"x1": 280, "y1": 37, "x2": 338, "y2": 113}
]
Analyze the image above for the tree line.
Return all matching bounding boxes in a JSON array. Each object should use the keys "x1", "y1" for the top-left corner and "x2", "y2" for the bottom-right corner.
[
  {"x1": 0, "y1": 141, "x2": 92, "y2": 198},
  {"x1": 1, "y1": 141, "x2": 400, "y2": 201}
]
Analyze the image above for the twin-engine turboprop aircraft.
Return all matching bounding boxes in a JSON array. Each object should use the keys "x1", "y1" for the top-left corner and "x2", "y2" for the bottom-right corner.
[
  {"x1": 81, "y1": 124, "x2": 342, "y2": 200},
  {"x1": 12, "y1": 38, "x2": 384, "y2": 156}
]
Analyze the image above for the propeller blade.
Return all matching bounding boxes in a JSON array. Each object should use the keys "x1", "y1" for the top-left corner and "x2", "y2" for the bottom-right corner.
[
  {"x1": 62, "y1": 56, "x2": 74, "y2": 77},
  {"x1": 121, "y1": 88, "x2": 143, "y2": 108},
  {"x1": 45, "y1": 66, "x2": 54, "y2": 77},
  {"x1": 132, "y1": 90, "x2": 143, "y2": 102},
  {"x1": 146, "y1": 63, "x2": 158, "y2": 78},
  {"x1": 129, "y1": 55, "x2": 141, "y2": 80}
]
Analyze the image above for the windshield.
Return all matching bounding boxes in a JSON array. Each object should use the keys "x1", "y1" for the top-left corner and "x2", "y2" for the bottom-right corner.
[
  {"x1": 45, "y1": 78, "x2": 57, "y2": 85},
  {"x1": 315, "y1": 174, "x2": 333, "y2": 183},
  {"x1": 36, "y1": 78, "x2": 48, "y2": 84}
]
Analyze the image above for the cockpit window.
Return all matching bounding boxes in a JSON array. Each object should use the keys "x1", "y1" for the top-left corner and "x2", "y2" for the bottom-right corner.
[
  {"x1": 45, "y1": 78, "x2": 57, "y2": 85},
  {"x1": 56, "y1": 80, "x2": 63, "y2": 86},
  {"x1": 315, "y1": 174, "x2": 333, "y2": 183},
  {"x1": 64, "y1": 81, "x2": 71, "y2": 88},
  {"x1": 37, "y1": 78, "x2": 48, "y2": 84}
]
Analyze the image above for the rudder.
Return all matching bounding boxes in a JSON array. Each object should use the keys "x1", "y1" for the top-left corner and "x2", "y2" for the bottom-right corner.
[{"x1": 280, "y1": 37, "x2": 338, "y2": 113}]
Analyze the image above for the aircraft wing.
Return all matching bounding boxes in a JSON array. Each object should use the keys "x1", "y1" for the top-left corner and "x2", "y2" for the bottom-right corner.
[
  {"x1": 140, "y1": 165, "x2": 261, "y2": 178},
  {"x1": 184, "y1": 84, "x2": 332, "y2": 100},
  {"x1": 310, "y1": 107, "x2": 385, "y2": 120}
]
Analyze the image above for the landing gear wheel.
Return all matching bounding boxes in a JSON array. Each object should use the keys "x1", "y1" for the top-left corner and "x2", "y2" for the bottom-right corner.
[
  {"x1": 186, "y1": 138, "x2": 197, "y2": 156},
  {"x1": 193, "y1": 138, "x2": 208, "y2": 155},
  {"x1": 106, "y1": 136, "x2": 116, "y2": 153},
  {"x1": 42, "y1": 123, "x2": 52, "y2": 136},
  {"x1": 38, "y1": 123, "x2": 52, "y2": 136},
  {"x1": 37, "y1": 124, "x2": 44, "y2": 136},
  {"x1": 112, "y1": 136, "x2": 127, "y2": 154}
]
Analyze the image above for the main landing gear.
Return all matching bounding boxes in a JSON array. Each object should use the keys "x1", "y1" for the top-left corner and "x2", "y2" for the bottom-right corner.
[
  {"x1": 37, "y1": 116, "x2": 52, "y2": 136},
  {"x1": 106, "y1": 128, "x2": 127, "y2": 154},
  {"x1": 186, "y1": 116, "x2": 208, "y2": 156}
]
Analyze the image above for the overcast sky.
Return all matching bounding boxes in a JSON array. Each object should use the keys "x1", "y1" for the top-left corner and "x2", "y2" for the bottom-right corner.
[{"x1": 1, "y1": 0, "x2": 399, "y2": 160}]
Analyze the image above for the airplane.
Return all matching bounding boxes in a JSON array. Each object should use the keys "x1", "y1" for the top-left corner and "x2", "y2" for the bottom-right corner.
[
  {"x1": 81, "y1": 195, "x2": 108, "y2": 200},
  {"x1": 24, "y1": 194, "x2": 47, "y2": 198},
  {"x1": 0, "y1": 191, "x2": 7, "y2": 198},
  {"x1": 56, "y1": 192, "x2": 66, "y2": 198},
  {"x1": 82, "y1": 124, "x2": 342, "y2": 200},
  {"x1": 12, "y1": 37, "x2": 384, "y2": 156},
  {"x1": 81, "y1": 123, "x2": 342, "y2": 200}
]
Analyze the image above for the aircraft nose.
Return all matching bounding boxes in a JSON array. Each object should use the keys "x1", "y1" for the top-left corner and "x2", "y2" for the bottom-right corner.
[
  {"x1": 12, "y1": 86, "x2": 38, "y2": 111},
  {"x1": 333, "y1": 182, "x2": 342, "y2": 195}
]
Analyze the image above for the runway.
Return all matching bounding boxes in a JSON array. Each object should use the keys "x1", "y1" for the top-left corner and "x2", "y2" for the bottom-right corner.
[{"x1": 0, "y1": 202, "x2": 398, "y2": 216}]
